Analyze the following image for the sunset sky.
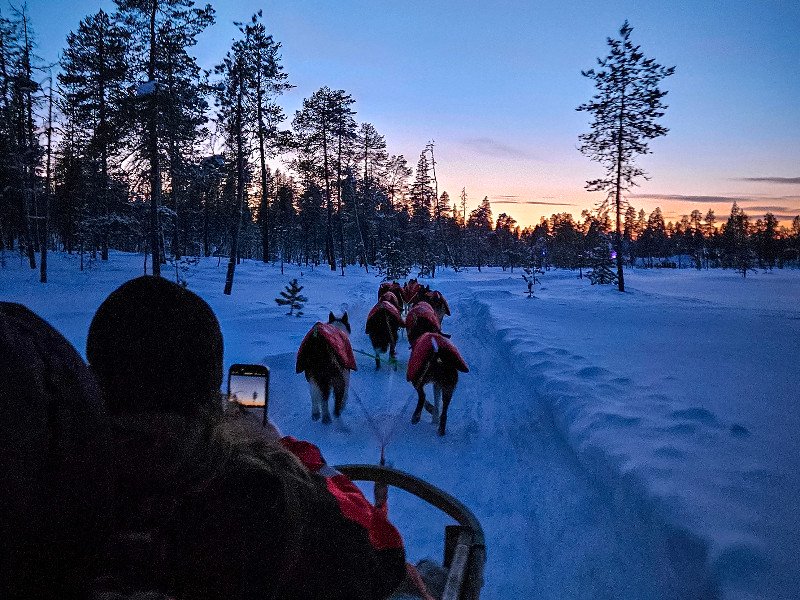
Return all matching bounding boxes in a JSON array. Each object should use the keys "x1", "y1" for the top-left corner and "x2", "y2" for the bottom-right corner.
[{"x1": 28, "y1": 0, "x2": 800, "y2": 228}]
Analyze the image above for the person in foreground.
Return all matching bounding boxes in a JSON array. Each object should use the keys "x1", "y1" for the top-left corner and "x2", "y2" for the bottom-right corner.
[
  {"x1": 0, "y1": 302, "x2": 113, "y2": 599},
  {"x1": 86, "y1": 276, "x2": 406, "y2": 600}
]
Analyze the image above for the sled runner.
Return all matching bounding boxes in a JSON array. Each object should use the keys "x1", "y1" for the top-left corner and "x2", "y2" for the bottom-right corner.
[
  {"x1": 336, "y1": 463, "x2": 485, "y2": 600},
  {"x1": 296, "y1": 322, "x2": 357, "y2": 373}
]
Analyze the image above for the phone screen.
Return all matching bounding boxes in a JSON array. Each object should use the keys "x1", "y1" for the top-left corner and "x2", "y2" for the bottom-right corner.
[{"x1": 228, "y1": 373, "x2": 267, "y2": 407}]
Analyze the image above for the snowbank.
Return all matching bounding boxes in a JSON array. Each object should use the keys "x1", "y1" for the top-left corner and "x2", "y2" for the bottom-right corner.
[{"x1": 450, "y1": 267, "x2": 800, "y2": 600}]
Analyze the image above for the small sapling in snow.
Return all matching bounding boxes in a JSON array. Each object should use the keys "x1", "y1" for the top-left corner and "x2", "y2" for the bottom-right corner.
[
  {"x1": 275, "y1": 278, "x2": 308, "y2": 316},
  {"x1": 522, "y1": 267, "x2": 541, "y2": 298}
]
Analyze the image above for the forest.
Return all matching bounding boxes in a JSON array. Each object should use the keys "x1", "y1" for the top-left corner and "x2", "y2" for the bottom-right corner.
[{"x1": 1, "y1": 2, "x2": 799, "y2": 289}]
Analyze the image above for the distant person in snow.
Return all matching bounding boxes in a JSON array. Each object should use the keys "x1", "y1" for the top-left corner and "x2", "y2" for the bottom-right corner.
[
  {"x1": 86, "y1": 276, "x2": 406, "y2": 600},
  {"x1": 0, "y1": 303, "x2": 113, "y2": 600}
]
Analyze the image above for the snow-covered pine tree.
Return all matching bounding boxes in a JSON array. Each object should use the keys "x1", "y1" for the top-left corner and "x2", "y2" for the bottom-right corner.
[
  {"x1": 587, "y1": 240, "x2": 618, "y2": 285},
  {"x1": 275, "y1": 278, "x2": 307, "y2": 316},
  {"x1": 521, "y1": 267, "x2": 540, "y2": 298},
  {"x1": 376, "y1": 239, "x2": 410, "y2": 281}
]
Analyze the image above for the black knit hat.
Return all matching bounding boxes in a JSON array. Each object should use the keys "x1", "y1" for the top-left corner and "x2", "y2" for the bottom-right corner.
[
  {"x1": 87, "y1": 276, "x2": 224, "y2": 415},
  {"x1": 0, "y1": 303, "x2": 112, "y2": 599}
]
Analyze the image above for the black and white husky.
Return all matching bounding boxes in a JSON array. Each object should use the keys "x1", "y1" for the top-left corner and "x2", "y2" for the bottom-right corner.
[{"x1": 296, "y1": 312, "x2": 356, "y2": 424}]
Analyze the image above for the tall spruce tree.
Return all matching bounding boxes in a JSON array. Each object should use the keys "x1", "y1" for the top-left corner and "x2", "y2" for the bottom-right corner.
[
  {"x1": 59, "y1": 9, "x2": 130, "y2": 261},
  {"x1": 238, "y1": 11, "x2": 290, "y2": 264},
  {"x1": 115, "y1": 0, "x2": 214, "y2": 276},
  {"x1": 215, "y1": 36, "x2": 248, "y2": 295},
  {"x1": 577, "y1": 20, "x2": 674, "y2": 291},
  {"x1": 292, "y1": 87, "x2": 355, "y2": 271}
]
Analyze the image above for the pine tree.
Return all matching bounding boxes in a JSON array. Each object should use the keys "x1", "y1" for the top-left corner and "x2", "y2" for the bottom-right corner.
[
  {"x1": 376, "y1": 238, "x2": 410, "y2": 281},
  {"x1": 275, "y1": 278, "x2": 307, "y2": 316},
  {"x1": 239, "y1": 11, "x2": 290, "y2": 264},
  {"x1": 721, "y1": 202, "x2": 753, "y2": 277},
  {"x1": 292, "y1": 87, "x2": 355, "y2": 271},
  {"x1": 215, "y1": 37, "x2": 248, "y2": 295},
  {"x1": 115, "y1": 0, "x2": 214, "y2": 277},
  {"x1": 577, "y1": 20, "x2": 675, "y2": 291},
  {"x1": 59, "y1": 9, "x2": 130, "y2": 261}
]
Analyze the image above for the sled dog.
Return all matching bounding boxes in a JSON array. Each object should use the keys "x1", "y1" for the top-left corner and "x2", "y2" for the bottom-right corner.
[
  {"x1": 378, "y1": 282, "x2": 405, "y2": 311},
  {"x1": 407, "y1": 332, "x2": 469, "y2": 436},
  {"x1": 414, "y1": 287, "x2": 451, "y2": 323},
  {"x1": 365, "y1": 300, "x2": 404, "y2": 370},
  {"x1": 405, "y1": 301, "x2": 442, "y2": 347},
  {"x1": 296, "y1": 312, "x2": 357, "y2": 423}
]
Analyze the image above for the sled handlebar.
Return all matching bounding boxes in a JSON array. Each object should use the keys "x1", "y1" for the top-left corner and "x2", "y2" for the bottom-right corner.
[{"x1": 336, "y1": 463, "x2": 485, "y2": 600}]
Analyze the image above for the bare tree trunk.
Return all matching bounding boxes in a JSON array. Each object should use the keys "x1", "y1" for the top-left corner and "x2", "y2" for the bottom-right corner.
[
  {"x1": 148, "y1": 0, "x2": 161, "y2": 276},
  {"x1": 256, "y1": 68, "x2": 270, "y2": 263},
  {"x1": 224, "y1": 64, "x2": 244, "y2": 296},
  {"x1": 614, "y1": 91, "x2": 626, "y2": 292},
  {"x1": 323, "y1": 114, "x2": 335, "y2": 270},
  {"x1": 41, "y1": 77, "x2": 54, "y2": 283}
]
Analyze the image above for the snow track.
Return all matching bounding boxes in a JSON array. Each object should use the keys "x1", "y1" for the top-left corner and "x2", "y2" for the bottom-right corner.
[{"x1": 264, "y1": 280, "x2": 708, "y2": 599}]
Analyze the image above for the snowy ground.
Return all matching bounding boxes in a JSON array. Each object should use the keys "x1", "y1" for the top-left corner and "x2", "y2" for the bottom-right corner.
[{"x1": 2, "y1": 252, "x2": 798, "y2": 600}]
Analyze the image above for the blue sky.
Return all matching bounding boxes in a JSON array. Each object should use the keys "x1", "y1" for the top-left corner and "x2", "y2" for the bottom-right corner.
[{"x1": 26, "y1": 0, "x2": 800, "y2": 227}]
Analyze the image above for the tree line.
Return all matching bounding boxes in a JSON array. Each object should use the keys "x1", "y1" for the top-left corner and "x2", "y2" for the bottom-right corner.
[{"x1": 1, "y1": 5, "x2": 798, "y2": 290}]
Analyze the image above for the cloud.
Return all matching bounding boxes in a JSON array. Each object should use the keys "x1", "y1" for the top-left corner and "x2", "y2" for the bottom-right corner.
[
  {"x1": 460, "y1": 137, "x2": 534, "y2": 159},
  {"x1": 629, "y1": 193, "x2": 741, "y2": 204},
  {"x1": 492, "y1": 199, "x2": 576, "y2": 206},
  {"x1": 740, "y1": 205, "x2": 789, "y2": 213},
  {"x1": 749, "y1": 213, "x2": 800, "y2": 221},
  {"x1": 736, "y1": 177, "x2": 800, "y2": 184}
]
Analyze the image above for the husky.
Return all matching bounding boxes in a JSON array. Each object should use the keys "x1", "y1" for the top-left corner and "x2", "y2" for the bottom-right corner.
[
  {"x1": 378, "y1": 281, "x2": 405, "y2": 311},
  {"x1": 295, "y1": 312, "x2": 357, "y2": 423},
  {"x1": 407, "y1": 332, "x2": 469, "y2": 436},
  {"x1": 414, "y1": 286, "x2": 451, "y2": 323},
  {"x1": 365, "y1": 300, "x2": 404, "y2": 370},
  {"x1": 380, "y1": 290, "x2": 403, "y2": 314},
  {"x1": 402, "y1": 278, "x2": 421, "y2": 305},
  {"x1": 405, "y1": 301, "x2": 442, "y2": 347}
]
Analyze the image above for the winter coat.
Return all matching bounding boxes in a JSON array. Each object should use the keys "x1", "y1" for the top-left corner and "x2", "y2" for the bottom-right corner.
[
  {"x1": 102, "y1": 410, "x2": 405, "y2": 600},
  {"x1": 0, "y1": 303, "x2": 113, "y2": 600}
]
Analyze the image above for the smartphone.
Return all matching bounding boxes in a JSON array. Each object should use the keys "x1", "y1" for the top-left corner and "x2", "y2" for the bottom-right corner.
[{"x1": 227, "y1": 364, "x2": 270, "y2": 426}]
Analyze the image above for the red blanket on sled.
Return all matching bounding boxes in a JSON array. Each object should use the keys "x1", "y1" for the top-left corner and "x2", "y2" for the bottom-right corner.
[
  {"x1": 366, "y1": 301, "x2": 403, "y2": 331},
  {"x1": 296, "y1": 322, "x2": 357, "y2": 373},
  {"x1": 405, "y1": 302, "x2": 440, "y2": 332},
  {"x1": 406, "y1": 332, "x2": 469, "y2": 384}
]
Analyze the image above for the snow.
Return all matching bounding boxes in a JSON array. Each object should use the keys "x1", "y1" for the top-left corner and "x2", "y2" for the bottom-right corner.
[{"x1": 2, "y1": 252, "x2": 798, "y2": 599}]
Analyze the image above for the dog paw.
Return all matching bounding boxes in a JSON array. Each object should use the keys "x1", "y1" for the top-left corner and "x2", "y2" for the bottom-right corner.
[
  {"x1": 411, "y1": 412, "x2": 421, "y2": 424},
  {"x1": 437, "y1": 426, "x2": 446, "y2": 436},
  {"x1": 312, "y1": 412, "x2": 320, "y2": 421},
  {"x1": 322, "y1": 415, "x2": 332, "y2": 424}
]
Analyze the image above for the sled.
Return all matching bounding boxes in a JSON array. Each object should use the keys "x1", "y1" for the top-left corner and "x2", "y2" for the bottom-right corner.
[{"x1": 336, "y1": 463, "x2": 486, "y2": 600}]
